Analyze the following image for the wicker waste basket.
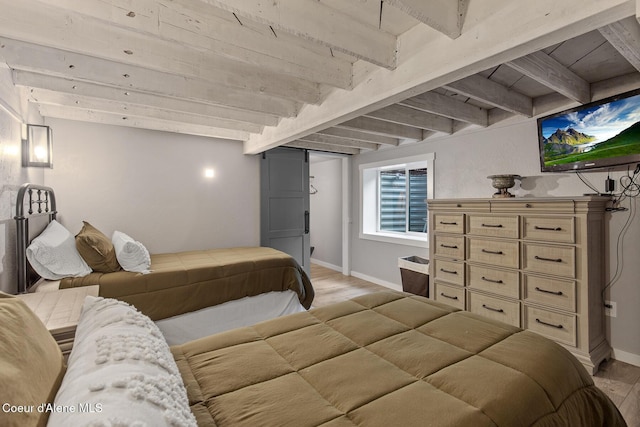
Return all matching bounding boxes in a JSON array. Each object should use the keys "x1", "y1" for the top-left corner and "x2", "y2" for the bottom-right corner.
[{"x1": 398, "y1": 256, "x2": 429, "y2": 297}]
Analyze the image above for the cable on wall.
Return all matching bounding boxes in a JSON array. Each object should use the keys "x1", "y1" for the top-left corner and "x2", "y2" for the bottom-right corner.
[
  {"x1": 610, "y1": 164, "x2": 640, "y2": 209},
  {"x1": 576, "y1": 171, "x2": 600, "y2": 194},
  {"x1": 601, "y1": 164, "x2": 640, "y2": 298},
  {"x1": 602, "y1": 194, "x2": 636, "y2": 300}
]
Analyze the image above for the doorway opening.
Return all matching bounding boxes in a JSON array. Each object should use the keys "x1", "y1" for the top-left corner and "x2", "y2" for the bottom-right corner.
[{"x1": 309, "y1": 152, "x2": 350, "y2": 275}]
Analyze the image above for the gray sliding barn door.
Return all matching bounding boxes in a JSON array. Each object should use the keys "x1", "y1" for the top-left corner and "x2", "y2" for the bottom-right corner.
[{"x1": 260, "y1": 147, "x2": 310, "y2": 276}]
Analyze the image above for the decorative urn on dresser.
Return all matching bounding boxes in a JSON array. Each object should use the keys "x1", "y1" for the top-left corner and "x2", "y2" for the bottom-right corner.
[
  {"x1": 487, "y1": 174, "x2": 521, "y2": 198},
  {"x1": 427, "y1": 196, "x2": 611, "y2": 374}
]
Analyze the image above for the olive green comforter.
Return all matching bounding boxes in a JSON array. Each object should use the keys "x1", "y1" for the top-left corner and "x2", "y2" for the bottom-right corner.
[
  {"x1": 172, "y1": 291, "x2": 625, "y2": 427},
  {"x1": 60, "y1": 247, "x2": 313, "y2": 320}
]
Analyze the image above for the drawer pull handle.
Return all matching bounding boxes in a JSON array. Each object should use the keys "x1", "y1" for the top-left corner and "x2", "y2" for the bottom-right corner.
[
  {"x1": 534, "y1": 226, "x2": 562, "y2": 231},
  {"x1": 535, "y1": 287, "x2": 563, "y2": 296},
  {"x1": 535, "y1": 318, "x2": 564, "y2": 329},
  {"x1": 482, "y1": 249, "x2": 503, "y2": 255},
  {"x1": 440, "y1": 221, "x2": 458, "y2": 225},
  {"x1": 482, "y1": 304, "x2": 504, "y2": 313},
  {"x1": 440, "y1": 293, "x2": 459, "y2": 300},
  {"x1": 482, "y1": 223, "x2": 503, "y2": 228},
  {"x1": 440, "y1": 244, "x2": 459, "y2": 249},
  {"x1": 534, "y1": 255, "x2": 562, "y2": 263},
  {"x1": 525, "y1": 203, "x2": 532, "y2": 208},
  {"x1": 482, "y1": 276, "x2": 504, "y2": 284},
  {"x1": 440, "y1": 268, "x2": 458, "y2": 274}
]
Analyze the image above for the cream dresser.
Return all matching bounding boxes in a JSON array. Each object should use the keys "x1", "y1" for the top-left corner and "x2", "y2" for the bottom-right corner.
[{"x1": 427, "y1": 197, "x2": 611, "y2": 374}]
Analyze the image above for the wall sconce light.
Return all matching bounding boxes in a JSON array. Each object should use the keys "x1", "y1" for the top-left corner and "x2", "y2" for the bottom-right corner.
[{"x1": 22, "y1": 124, "x2": 53, "y2": 168}]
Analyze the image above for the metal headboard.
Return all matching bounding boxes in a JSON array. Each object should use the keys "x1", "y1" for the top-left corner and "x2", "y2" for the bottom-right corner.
[{"x1": 14, "y1": 183, "x2": 57, "y2": 293}]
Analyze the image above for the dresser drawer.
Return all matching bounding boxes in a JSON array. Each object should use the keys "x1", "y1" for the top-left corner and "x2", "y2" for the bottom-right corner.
[
  {"x1": 523, "y1": 216, "x2": 575, "y2": 243},
  {"x1": 467, "y1": 237, "x2": 519, "y2": 268},
  {"x1": 434, "y1": 282, "x2": 465, "y2": 310},
  {"x1": 468, "y1": 292, "x2": 520, "y2": 327},
  {"x1": 522, "y1": 243, "x2": 575, "y2": 278},
  {"x1": 490, "y1": 200, "x2": 576, "y2": 213},
  {"x1": 433, "y1": 214, "x2": 464, "y2": 234},
  {"x1": 467, "y1": 265, "x2": 519, "y2": 299},
  {"x1": 524, "y1": 305, "x2": 576, "y2": 346},
  {"x1": 433, "y1": 259, "x2": 464, "y2": 286},
  {"x1": 467, "y1": 215, "x2": 519, "y2": 238},
  {"x1": 434, "y1": 234, "x2": 465, "y2": 259},
  {"x1": 429, "y1": 200, "x2": 490, "y2": 212},
  {"x1": 523, "y1": 275, "x2": 576, "y2": 312}
]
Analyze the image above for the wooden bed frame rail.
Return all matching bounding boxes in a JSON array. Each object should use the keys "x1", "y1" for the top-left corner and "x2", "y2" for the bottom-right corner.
[{"x1": 14, "y1": 183, "x2": 57, "y2": 294}]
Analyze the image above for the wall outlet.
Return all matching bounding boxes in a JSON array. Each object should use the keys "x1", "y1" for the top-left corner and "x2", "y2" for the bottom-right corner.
[{"x1": 604, "y1": 301, "x2": 617, "y2": 317}]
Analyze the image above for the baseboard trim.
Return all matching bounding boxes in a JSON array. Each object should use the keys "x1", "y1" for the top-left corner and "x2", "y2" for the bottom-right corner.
[
  {"x1": 310, "y1": 259, "x2": 342, "y2": 272},
  {"x1": 611, "y1": 348, "x2": 640, "y2": 368},
  {"x1": 350, "y1": 271, "x2": 402, "y2": 292}
]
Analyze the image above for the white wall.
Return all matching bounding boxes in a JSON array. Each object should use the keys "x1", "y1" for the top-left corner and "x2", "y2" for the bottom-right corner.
[
  {"x1": 351, "y1": 116, "x2": 640, "y2": 363},
  {"x1": 0, "y1": 98, "x2": 27, "y2": 295},
  {"x1": 351, "y1": 141, "x2": 433, "y2": 291},
  {"x1": 0, "y1": 66, "x2": 46, "y2": 294},
  {"x1": 43, "y1": 119, "x2": 260, "y2": 253},
  {"x1": 310, "y1": 158, "x2": 342, "y2": 269}
]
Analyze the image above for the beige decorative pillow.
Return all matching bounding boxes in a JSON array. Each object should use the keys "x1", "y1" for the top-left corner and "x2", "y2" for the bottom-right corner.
[
  {"x1": 0, "y1": 292, "x2": 65, "y2": 427},
  {"x1": 75, "y1": 221, "x2": 121, "y2": 273}
]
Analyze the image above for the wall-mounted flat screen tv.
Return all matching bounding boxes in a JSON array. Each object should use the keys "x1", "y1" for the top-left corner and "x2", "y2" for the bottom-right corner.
[{"x1": 538, "y1": 88, "x2": 640, "y2": 172}]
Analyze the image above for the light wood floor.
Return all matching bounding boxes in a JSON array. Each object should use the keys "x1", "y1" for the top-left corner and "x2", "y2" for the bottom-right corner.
[
  {"x1": 310, "y1": 263, "x2": 640, "y2": 426},
  {"x1": 310, "y1": 263, "x2": 392, "y2": 308}
]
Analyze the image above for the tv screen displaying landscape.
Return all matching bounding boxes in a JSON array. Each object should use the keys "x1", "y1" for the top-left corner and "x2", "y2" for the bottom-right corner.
[{"x1": 538, "y1": 89, "x2": 640, "y2": 172}]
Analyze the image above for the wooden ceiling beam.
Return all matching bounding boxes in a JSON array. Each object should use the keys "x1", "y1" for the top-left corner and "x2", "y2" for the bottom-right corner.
[
  {"x1": 158, "y1": 1, "x2": 352, "y2": 88},
  {"x1": 506, "y1": 51, "x2": 591, "y2": 104},
  {"x1": 336, "y1": 117, "x2": 424, "y2": 141},
  {"x1": 38, "y1": 104, "x2": 249, "y2": 141},
  {"x1": 245, "y1": 0, "x2": 632, "y2": 153},
  {"x1": 442, "y1": 74, "x2": 533, "y2": 116},
  {"x1": 16, "y1": 64, "x2": 298, "y2": 119},
  {"x1": 532, "y1": 72, "x2": 640, "y2": 117},
  {"x1": 29, "y1": 91, "x2": 264, "y2": 133},
  {"x1": 16, "y1": 73, "x2": 280, "y2": 126},
  {"x1": 385, "y1": 0, "x2": 465, "y2": 39},
  {"x1": 16, "y1": 0, "x2": 352, "y2": 89},
  {"x1": 298, "y1": 134, "x2": 379, "y2": 151},
  {"x1": 0, "y1": 37, "x2": 319, "y2": 107},
  {"x1": 399, "y1": 91, "x2": 488, "y2": 127},
  {"x1": 200, "y1": 0, "x2": 398, "y2": 69},
  {"x1": 316, "y1": 128, "x2": 400, "y2": 146},
  {"x1": 364, "y1": 104, "x2": 453, "y2": 134},
  {"x1": 590, "y1": 72, "x2": 640, "y2": 99},
  {"x1": 599, "y1": 16, "x2": 640, "y2": 72},
  {"x1": 285, "y1": 140, "x2": 359, "y2": 155}
]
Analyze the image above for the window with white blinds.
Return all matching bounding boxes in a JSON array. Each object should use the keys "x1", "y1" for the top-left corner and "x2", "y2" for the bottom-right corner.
[
  {"x1": 359, "y1": 154, "x2": 434, "y2": 247},
  {"x1": 379, "y1": 167, "x2": 427, "y2": 233}
]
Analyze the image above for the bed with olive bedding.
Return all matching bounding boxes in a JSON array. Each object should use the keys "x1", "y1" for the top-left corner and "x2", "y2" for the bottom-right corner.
[{"x1": 16, "y1": 183, "x2": 313, "y2": 321}]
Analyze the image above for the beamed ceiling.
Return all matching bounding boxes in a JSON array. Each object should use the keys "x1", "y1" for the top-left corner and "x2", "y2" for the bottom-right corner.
[{"x1": 1, "y1": 0, "x2": 640, "y2": 155}]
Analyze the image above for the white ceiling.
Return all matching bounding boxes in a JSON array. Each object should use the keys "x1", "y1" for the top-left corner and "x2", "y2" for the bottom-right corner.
[{"x1": 1, "y1": 0, "x2": 639, "y2": 156}]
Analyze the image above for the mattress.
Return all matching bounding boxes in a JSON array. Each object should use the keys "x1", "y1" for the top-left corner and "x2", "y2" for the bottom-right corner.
[
  {"x1": 59, "y1": 247, "x2": 313, "y2": 320},
  {"x1": 156, "y1": 290, "x2": 306, "y2": 345},
  {"x1": 172, "y1": 291, "x2": 625, "y2": 427}
]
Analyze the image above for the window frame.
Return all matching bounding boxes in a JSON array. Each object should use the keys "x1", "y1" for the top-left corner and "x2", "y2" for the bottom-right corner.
[{"x1": 359, "y1": 153, "x2": 434, "y2": 248}]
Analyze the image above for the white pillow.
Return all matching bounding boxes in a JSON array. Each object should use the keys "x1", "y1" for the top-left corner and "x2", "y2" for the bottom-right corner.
[
  {"x1": 48, "y1": 296, "x2": 197, "y2": 427},
  {"x1": 112, "y1": 231, "x2": 151, "y2": 273},
  {"x1": 25, "y1": 220, "x2": 92, "y2": 280}
]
